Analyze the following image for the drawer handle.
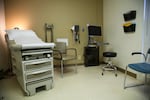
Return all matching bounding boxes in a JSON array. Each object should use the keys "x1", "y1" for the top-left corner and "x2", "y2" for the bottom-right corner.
[
  {"x1": 33, "y1": 62, "x2": 47, "y2": 65},
  {"x1": 32, "y1": 70, "x2": 49, "y2": 75},
  {"x1": 25, "y1": 60, "x2": 51, "y2": 65}
]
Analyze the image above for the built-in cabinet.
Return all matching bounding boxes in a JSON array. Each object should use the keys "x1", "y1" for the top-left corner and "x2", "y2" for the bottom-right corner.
[
  {"x1": 84, "y1": 46, "x2": 99, "y2": 66},
  {"x1": 12, "y1": 49, "x2": 54, "y2": 96}
]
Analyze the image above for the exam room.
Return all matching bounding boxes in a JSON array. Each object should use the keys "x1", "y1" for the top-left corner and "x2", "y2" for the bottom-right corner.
[{"x1": 0, "y1": 0, "x2": 150, "y2": 100}]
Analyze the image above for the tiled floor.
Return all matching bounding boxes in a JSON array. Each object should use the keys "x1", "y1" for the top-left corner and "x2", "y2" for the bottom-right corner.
[{"x1": 0, "y1": 65, "x2": 150, "y2": 100}]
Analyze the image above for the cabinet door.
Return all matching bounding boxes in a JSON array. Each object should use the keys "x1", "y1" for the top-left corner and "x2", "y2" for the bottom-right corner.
[{"x1": 84, "y1": 47, "x2": 99, "y2": 66}]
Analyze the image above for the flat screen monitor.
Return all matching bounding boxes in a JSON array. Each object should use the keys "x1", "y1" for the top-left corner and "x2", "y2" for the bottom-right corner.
[{"x1": 88, "y1": 25, "x2": 101, "y2": 36}]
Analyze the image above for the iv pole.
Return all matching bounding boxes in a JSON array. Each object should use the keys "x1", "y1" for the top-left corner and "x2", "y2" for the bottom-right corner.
[{"x1": 45, "y1": 23, "x2": 54, "y2": 42}]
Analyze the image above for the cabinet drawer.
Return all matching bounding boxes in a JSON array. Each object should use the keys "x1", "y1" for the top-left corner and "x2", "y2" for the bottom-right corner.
[
  {"x1": 25, "y1": 61, "x2": 52, "y2": 71},
  {"x1": 26, "y1": 70, "x2": 53, "y2": 82}
]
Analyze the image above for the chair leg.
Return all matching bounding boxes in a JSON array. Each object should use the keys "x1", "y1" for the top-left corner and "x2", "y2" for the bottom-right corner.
[
  {"x1": 124, "y1": 66, "x2": 128, "y2": 89},
  {"x1": 114, "y1": 66, "x2": 117, "y2": 77},
  {"x1": 74, "y1": 60, "x2": 77, "y2": 73},
  {"x1": 101, "y1": 67, "x2": 104, "y2": 76},
  {"x1": 102, "y1": 63, "x2": 109, "y2": 75},
  {"x1": 61, "y1": 60, "x2": 64, "y2": 78},
  {"x1": 124, "y1": 65, "x2": 145, "y2": 89},
  {"x1": 145, "y1": 74, "x2": 147, "y2": 85},
  {"x1": 102, "y1": 59, "x2": 117, "y2": 76}
]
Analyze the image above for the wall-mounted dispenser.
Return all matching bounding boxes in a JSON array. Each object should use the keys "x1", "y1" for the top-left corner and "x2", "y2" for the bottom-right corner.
[
  {"x1": 123, "y1": 10, "x2": 136, "y2": 21},
  {"x1": 71, "y1": 25, "x2": 80, "y2": 43},
  {"x1": 123, "y1": 10, "x2": 136, "y2": 33},
  {"x1": 123, "y1": 22, "x2": 136, "y2": 33},
  {"x1": 45, "y1": 23, "x2": 54, "y2": 42}
]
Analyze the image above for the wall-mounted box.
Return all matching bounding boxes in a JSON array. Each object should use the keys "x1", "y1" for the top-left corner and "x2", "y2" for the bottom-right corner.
[
  {"x1": 84, "y1": 46, "x2": 99, "y2": 66},
  {"x1": 123, "y1": 23, "x2": 136, "y2": 33},
  {"x1": 123, "y1": 10, "x2": 136, "y2": 21}
]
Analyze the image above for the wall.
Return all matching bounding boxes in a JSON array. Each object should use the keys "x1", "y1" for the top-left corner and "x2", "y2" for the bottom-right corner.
[
  {"x1": 143, "y1": 0, "x2": 150, "y2": 55},
  {"x1": 4, "y1": 0, "x2": 103, "y2": 64},
  {"x1": 103, "y1": 0, "x2": 144, "y2": 73},
  {"x1": 0, "y1": 0, "x2": 9, "y2": 70}
]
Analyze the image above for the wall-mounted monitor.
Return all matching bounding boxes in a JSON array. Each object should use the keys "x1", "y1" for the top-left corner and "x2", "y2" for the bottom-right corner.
[{"x1": 88, "y1": 25, "x2": 101, "y2": 36}]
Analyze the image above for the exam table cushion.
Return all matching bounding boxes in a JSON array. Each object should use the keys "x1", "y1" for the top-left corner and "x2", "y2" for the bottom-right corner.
[{"x1": 6, "y1": 29, "x2": 55, "y2": 49}]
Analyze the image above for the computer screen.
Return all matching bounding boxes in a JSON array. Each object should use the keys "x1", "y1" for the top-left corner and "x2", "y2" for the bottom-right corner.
[{"x1": 88, "y1": 25, "x2": 101, "y2": 36}]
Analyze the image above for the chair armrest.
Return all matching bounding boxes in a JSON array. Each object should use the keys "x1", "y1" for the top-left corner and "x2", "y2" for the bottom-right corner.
[
  {"x1": 131, "y1": 52, "x2": 143, "y2": 55},
  {"x1": 131, "y1": 52, "x2": 146, "y2": 61},
  {"x1": 66, "y1": 48, "x2": 77, "y2": 58}
]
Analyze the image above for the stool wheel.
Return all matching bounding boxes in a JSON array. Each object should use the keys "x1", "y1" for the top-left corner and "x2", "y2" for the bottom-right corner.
[{"x1": 115, "y1": 74, "x2": 117, "y2": 77}]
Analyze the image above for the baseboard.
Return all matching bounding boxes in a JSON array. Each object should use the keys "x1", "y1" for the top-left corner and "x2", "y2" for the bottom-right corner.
[
  {"x1": 117, "y1": 67, "x2": 136, "y2": 78},
  {"x1": 54, "y1": 63, "x2": 83, "y2": 68},
  {"x1": 101, "y1": 61, "x2": 136, "y2": 78},
  {"x1": 54, "y1": 63, "x2": 136, "y2": 78}
]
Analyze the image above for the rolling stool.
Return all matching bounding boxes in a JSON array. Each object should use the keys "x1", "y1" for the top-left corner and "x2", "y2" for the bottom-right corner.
[{"x1": 102, "y1": 52, "x2": 117, "y2": 76}]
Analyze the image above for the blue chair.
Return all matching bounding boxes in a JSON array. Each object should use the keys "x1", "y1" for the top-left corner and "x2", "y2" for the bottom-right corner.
[{"x1": 124, "y1": 48, "x2": 150, "y2": 89}]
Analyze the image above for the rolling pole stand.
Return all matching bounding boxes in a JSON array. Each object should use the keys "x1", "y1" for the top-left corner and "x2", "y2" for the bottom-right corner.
[{"x1": 45, "y1": 23, "x2": 54, "y2": 42}]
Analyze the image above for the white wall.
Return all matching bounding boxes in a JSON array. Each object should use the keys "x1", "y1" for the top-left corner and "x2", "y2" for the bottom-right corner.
[
  {"x1": 0, "y1": 0, "x2": 5, "y2": 32},
  {"x1": 0, "y1": 0, "x2": 9, "y2": 70},
  {"x1": 103, "y1": 0, "x2": 144, "y2": 72},
  {"x1": 143, "y1": 0, "x2": 150, "y2": 55}
]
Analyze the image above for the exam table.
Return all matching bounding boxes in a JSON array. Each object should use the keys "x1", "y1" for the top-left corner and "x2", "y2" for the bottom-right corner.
[{"x1": 5, "y1": 29, "x2": 55, "y2": 96}]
